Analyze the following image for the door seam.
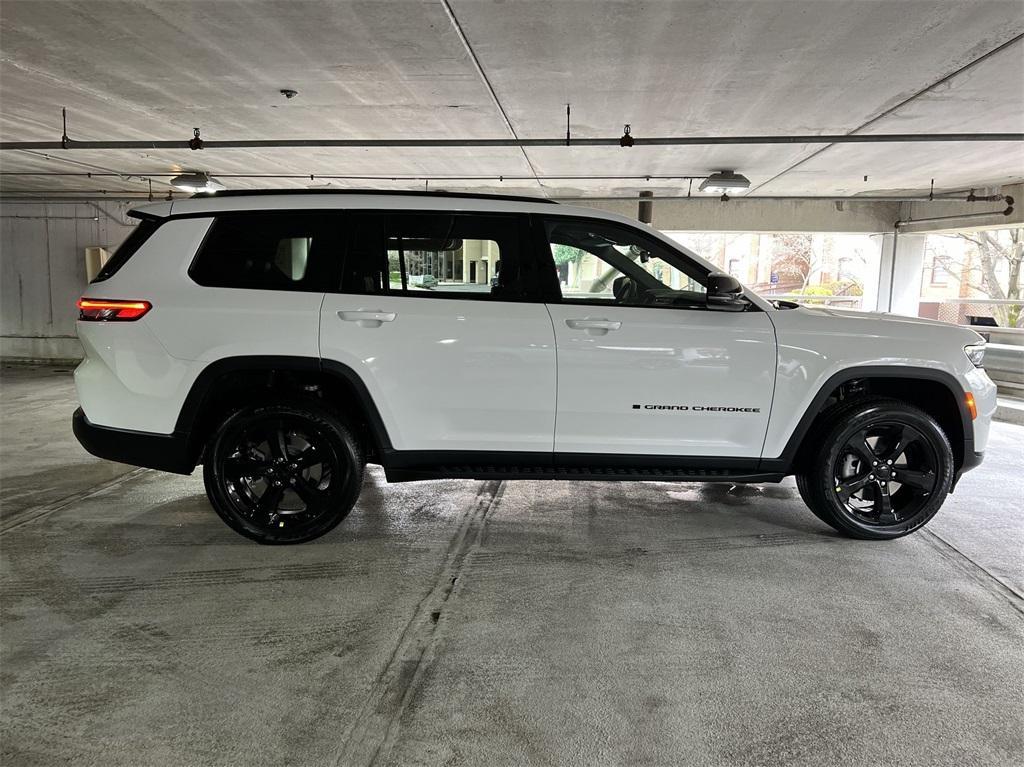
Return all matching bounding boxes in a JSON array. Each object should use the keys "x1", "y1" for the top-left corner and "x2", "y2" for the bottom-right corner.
[
  {"x1": 758, "y1": 310, "x2": 781, "y2": 463},
  {"x1": 542, "y1": 302, "x2": 559, "y2": 453},
  {"x1": 316, "y1": 292, "x2": 326, "y2": 363}
]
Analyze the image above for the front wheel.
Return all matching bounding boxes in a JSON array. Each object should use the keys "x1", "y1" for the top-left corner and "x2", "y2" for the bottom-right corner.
[
  {"x1": 797, "y1": 399, "x2": 954, "y2": 540},
  {"x1": 203, "y1": 402, "x2": 364, "y2": 544}
]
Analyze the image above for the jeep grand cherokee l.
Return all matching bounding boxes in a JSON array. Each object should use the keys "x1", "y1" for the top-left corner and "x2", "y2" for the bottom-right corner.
[{"x1": 72, "y1": 190, "x2": 996, "y2": 544}]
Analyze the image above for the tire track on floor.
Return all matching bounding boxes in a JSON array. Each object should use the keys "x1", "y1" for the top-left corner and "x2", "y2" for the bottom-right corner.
[
  {"x1": 332, "y1": 479, "x2": 505, "y2": 767},
  {"x1": 0, "y1": 467, "x2": 150, "y2": 535},
  {"x1": 919, "y1": 528, "x2": 1024, "y2": 616},
  {"x1": 466, "y1": 530, "x2": 838, "y2": 571},
  {"x1": 0, "y1": 557, "x2": 401, "y2": 598}
]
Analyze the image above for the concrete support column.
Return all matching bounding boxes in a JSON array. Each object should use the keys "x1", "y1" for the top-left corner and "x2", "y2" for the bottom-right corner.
[{"x1": 869, "y1": 233, "x2": 926, "y2": 316}]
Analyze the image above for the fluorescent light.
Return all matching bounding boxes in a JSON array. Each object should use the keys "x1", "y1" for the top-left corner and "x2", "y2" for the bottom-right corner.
[
  {"x1": 170, "y1": 172, "x2": 226, "y2": 193},
  {"x1": 699, "y1": 170, "x2": 750, "y2": 194}
]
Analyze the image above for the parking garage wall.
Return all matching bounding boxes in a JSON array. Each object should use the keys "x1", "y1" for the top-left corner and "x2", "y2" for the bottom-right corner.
[{"x1": 1, "y1": 201, "x2": 136, "y2": 362}]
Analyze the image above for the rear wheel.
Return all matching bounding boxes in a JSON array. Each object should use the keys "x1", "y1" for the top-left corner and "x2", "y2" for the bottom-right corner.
[
  {"x1": 203, "y1": 403, "x2": 364, "y2": 544},
  {"x1": 796, "y1": 398, "x2": 953, "y2": 540}
]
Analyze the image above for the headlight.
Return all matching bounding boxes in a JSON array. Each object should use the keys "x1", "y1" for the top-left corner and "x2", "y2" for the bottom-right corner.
[{"x1": 964, "y1": 343, "x2": 986, "y2": 368}]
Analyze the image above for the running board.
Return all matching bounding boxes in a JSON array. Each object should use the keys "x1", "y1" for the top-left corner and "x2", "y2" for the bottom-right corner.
[{"x1": 384, "y1": 464, "x2": 784, "y2": 484}]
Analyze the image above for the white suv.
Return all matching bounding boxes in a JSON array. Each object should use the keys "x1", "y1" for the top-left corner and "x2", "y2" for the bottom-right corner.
[{"x1": 72, "y1": 191, "x2": 996, "y2": 544}]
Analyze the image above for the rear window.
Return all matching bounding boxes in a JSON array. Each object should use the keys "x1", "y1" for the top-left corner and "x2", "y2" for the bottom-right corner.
[
  {"x1": 91, "y1": 218, "x2": 162, "y2": 283},
  {"x1": 189, "y1": 213, "x2": 340, "y2": 291}
]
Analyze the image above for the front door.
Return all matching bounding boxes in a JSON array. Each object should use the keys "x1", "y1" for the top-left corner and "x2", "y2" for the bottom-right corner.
[
  {"x1": 540, "y1": 215, "x2": 777, "y2": 458},
  {"x1": 319, "y1": 210, "x2": 557, "y2": 454}
]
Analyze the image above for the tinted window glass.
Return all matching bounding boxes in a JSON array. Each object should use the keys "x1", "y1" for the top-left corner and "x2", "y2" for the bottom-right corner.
[
  {"x1": 190, "y1": 213, "x2": 338, "y2": 291},
  {"x1": 544, "y1": 218, "x2": 708, "y2": 309},
  {"x1": 340, "y1": 212, "x2": 537, "y2": 300},
  {"x1": 91, "y1": 218, "x2": 161, "y2": 283}
]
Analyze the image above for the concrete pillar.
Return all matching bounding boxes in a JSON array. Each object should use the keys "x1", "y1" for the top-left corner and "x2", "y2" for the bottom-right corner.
[{"x1": 869, "y1": 233, "x2": 926, "y2": 316}]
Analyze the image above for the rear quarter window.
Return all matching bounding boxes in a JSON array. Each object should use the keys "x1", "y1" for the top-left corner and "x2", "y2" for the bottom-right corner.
[
  {"x1": 189, "y1": 212, "x2": 341, "y2": 291},
  {"x1": 91, "y1": 218, "x2": 162, "y2": 283}
]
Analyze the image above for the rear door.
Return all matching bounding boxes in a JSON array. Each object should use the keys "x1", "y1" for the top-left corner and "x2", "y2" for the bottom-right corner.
[
  {"x1": 540, "y1": 215, "x2": 777, "y2": 458},
  {"x1": 319, "y1": 210, "x2": 557, "y2": 454}
]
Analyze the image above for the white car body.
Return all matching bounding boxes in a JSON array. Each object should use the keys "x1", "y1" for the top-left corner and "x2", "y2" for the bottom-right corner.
[{"x1": 73, "y1": 192, "x2": 996, "y2": 490}]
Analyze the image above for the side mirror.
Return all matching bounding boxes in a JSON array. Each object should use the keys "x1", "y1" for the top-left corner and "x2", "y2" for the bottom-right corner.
[{"x1": 706, "y1": 272, "x2": 747, "y2": 311}]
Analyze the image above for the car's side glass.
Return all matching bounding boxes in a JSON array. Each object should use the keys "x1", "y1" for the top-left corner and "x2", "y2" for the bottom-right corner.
[
  {"x1": 91, "y1": 218, "x2": 161, "y2": 283},
  {"x1": 340, "y1": 211, "x2": 535, "y2": 300},
  {"x1": 543, "y1": 217, "x2": 709, "y2": 310},
  {"x1": 189, "y1": 212, "x2": 339, "y2": 291}
]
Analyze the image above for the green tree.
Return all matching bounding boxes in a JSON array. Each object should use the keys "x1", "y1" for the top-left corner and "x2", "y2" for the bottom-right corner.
[{"x1": 552, "y1": 244, "x2": 586, "y2": 266}]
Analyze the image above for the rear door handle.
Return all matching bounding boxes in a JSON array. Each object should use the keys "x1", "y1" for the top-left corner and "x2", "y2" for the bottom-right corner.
[
  {"x1": 338, "y1": 310, "x2": 397, "y2": 328},
  {"x1": 565, "y1": 318, "x2": 621, "y2": 334}
]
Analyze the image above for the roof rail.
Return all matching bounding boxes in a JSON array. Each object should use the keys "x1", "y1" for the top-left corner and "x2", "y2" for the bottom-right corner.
[{"x1": 191, "y1": 188, "x2": 557, "y2": 204}]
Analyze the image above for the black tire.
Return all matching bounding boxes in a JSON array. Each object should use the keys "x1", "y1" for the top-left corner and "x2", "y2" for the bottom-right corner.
[
  {"x1": 794, "y1": 396, "x2": 868, "y2": 525},
  {"x1": 795, "y1": 472, "x2": 831, "y2": 524},
  {"x1": 795, "y1": 398, "x2": 954, "y2": 540},
  {"x1": 203, "y1": 402, "x2": 364, "y2": 544}
]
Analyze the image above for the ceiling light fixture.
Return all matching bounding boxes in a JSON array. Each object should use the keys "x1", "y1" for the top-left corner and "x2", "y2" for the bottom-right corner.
[
  {"x1": 170, "y1": 171, "x2": 225, "y2": 193},
  {"x1": 698, "y1": 170, "x2": 750, "y2": 194}
]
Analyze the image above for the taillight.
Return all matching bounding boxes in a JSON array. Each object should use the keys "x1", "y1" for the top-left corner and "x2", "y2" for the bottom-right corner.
[{"x1": 77, "y1": 298, "x2": 152, "y2": 321}]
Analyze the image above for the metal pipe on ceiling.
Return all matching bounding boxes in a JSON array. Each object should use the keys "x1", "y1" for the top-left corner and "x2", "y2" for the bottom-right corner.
[
  {"x1": 895, "y1": 197, "x2": 1015, "y2": 228},
  {"x1": 0, "y1": 192, "x2": 1009, "y2": 203},
  {"x1": 1, "y1": 133, "x2": 1022, "y2": 151},
  {"x1": 0, "y1": 172, "x2": 712, "y2": 181},
  {"x1": 555, "y1": 194, "x2": 1008, "y2": 203},
  {"x1": 0, "y1": 214, "x2": 100, "y2": 220}
]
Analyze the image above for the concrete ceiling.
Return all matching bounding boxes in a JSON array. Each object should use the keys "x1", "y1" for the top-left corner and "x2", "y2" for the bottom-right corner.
[{"x1": 0, "y1": 0, "x2": 1022, "y2": 199}]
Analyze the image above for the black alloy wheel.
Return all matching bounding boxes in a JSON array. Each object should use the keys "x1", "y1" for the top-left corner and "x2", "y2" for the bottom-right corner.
[
  {"x1": 832, "y1": 421, "x2": 939, "y2": 525},
  {"x1": 203, "y1": 403, "x2": 363, "y2": 544},
  {"x1": 798, "y1": 398, "x2": 954, "y2": 540}
]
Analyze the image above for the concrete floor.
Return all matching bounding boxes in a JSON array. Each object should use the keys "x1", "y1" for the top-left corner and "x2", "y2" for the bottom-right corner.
[{"x1": 1, "y1": 364, "x2": 1022, "y2": 767}]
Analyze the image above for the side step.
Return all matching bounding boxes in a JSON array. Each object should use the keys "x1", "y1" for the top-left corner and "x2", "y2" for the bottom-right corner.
[{"x1": 385, "y1": 464, "x2": 785, "y2": 484}]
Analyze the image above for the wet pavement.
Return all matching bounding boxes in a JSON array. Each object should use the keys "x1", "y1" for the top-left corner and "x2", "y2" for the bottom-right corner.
[{"x1": 1, "y1": 365, "x2": 1021, "y2": 766}]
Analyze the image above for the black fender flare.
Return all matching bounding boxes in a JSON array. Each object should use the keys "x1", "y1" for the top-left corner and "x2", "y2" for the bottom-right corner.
[
  {"x1": 759, "y1": 365, "x2": 973, "y2": 473},
  {"x1": 175, "y1": 355, "x2": 393, "y2": 463}
]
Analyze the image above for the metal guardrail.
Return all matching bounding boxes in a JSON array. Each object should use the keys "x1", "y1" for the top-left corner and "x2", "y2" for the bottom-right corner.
[
  {"x1": 985, "y1": 345, "x2": 1024, "y2": 395},
  {"x1": 763, "y1": 294, "x2": 863, "y2": 306}
]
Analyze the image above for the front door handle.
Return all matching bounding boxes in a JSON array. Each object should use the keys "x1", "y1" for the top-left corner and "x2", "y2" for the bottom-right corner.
[
  {"x1": 338, "y1": 310, "x2": 397, "y2": 328},
  {"x1": 565, "y1": 318, "x2": 622, "y2": 335}
]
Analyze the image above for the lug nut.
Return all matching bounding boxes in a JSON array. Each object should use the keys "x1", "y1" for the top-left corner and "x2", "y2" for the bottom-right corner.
[
  {"x1": 887, "y1": 460, "x2": 893, "y2": 465},
  {"x1": 869, "y1": 474, "x2": 875, "y2": 480},
  {"x1": 289, "y1": 477, "x2": 296, "y2": 484},
  {"x1": 873, "y1": 461, "x2": 878, "y2": 466}
]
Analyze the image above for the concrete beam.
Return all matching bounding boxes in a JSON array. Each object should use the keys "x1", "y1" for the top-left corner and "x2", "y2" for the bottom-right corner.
[
  {"x1": 584, "y1": 198, "x2": 901, "y2": 234},
  {"x1": 584, "y1": 183, "x2": 1023, "y2": 234}
]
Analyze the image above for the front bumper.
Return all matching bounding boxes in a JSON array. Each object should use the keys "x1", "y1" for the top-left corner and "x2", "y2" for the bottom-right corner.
[{"x1": 72, "y1": 408, "x2": 196, "y2": 475}]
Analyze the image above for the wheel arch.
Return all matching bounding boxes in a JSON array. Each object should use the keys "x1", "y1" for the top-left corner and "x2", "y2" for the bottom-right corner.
[
  {"x1": 765, "y1": 366, "x2": 973, "y2": 474},
  {"x1": 177, "y1": 355, "x2": 392, "y2": 466}
]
